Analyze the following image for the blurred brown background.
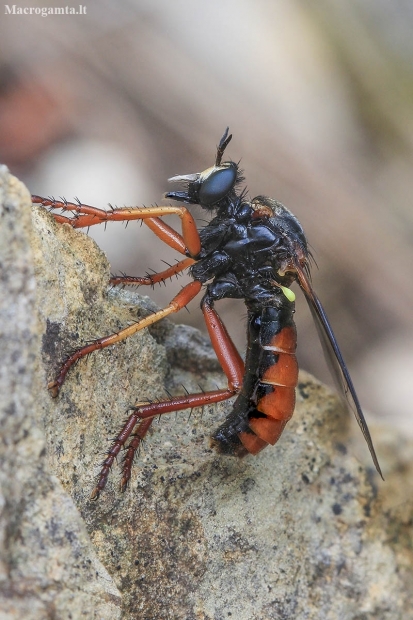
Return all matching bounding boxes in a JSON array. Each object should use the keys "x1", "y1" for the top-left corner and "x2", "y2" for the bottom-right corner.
[{"x1": 1, "y1": 0, "x2": 412, "y2": 435}]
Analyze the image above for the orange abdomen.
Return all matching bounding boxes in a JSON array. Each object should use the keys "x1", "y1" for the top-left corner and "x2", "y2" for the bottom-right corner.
[{"x1": 211, "y1": 304, "x2": 298, "y2": 457}]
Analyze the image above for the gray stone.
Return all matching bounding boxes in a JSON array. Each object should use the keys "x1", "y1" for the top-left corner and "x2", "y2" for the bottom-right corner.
[
  {"x1": 1, "y1": 167, "x2": 412, "y2": 619},
  {"x1": 0, "y1": 167, "x2": 121, "y2": 620}
]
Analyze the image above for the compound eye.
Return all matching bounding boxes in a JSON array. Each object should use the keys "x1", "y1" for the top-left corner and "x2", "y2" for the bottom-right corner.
[{"x1": 199, "y1": 163, "x2": 238, "y2": 206}]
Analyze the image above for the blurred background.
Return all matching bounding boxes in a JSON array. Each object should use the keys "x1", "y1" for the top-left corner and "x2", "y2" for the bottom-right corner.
[{"x1": 1, "y1": 0, "x2": 412, "y2": 435}]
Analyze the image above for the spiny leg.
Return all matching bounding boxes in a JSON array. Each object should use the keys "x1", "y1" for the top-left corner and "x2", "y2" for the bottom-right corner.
[
  {"x1": 33, "y1": 194, "x2": 187, "y2": 254},
  {"x1": 108, "y1": 215, "x2": 195, "y2": 287},
  {"x1": 94, "y1": 416, "x2": 154, "y2": 500},
  {"x1": 49, "y1": 280, "x2": 202, "y2": 396},
  {"x1": 32, "y1": 195, "x2": 113, "y2": 225},
  {"x1": 32, "y1": 196, "x2": 201, "y2": 256},
  {"x1": 110, "y1": 257, "x2": 195, "y2": 287},
  {"x1": 34, "y1": 195, "x2": 200, "y2": 338},
  {"x1": 120, "y1": 417, "x2": 154, "y2": 492},
  {"x1": 35, "y1": 197, "x2": 200, "y2": 386},
  {"x1": 92, "y1": 297, "x2": 245, "y2": 498},
  {"x1": 91, "y1": 389, "x2": 235, "y2": 499}
]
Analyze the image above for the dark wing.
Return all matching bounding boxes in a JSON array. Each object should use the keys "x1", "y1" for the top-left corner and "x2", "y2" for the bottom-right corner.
[{"x1": 296, "y1": 265, "x2": 383, "y2": 479}]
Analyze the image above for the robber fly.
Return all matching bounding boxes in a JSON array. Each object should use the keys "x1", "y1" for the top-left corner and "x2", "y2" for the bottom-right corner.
[{"x1": 32, "y1": 128, "x2": 382, "y2": 498}]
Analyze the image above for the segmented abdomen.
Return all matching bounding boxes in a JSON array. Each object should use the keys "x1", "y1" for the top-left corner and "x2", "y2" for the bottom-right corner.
[{"x1": 211, "y1": 304, "x2": 298, "y2": 456}]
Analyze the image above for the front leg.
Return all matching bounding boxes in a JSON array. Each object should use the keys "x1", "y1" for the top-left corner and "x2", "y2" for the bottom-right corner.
[{"x1": 32, "y1": 196, "x2": 201, "y2": 256}]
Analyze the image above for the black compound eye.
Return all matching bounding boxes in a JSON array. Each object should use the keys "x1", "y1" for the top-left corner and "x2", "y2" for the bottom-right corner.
[{"x1": 199, "y1": 163, "x2": 238, "y2": 206}]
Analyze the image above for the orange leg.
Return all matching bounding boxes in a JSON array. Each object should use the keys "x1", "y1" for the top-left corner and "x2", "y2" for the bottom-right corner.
[
  {"x1": 110, "y1": 257, "x2": 195, "y2": 287},
  {"x1": 91, "y1": 389, "x2": 234, "y2": 499},
  {"x1": 143, "y1": 217, "x2": 187, "y2": 255},
  {"x1": 49, "y1": 280, "x2": 203, "y2": 397},
  {"x1": 32, "y1": 196, "x2": 201, "y2": 256},
  {"x1": 201, "y1": 298, "x2": 244, "y2": 391},
  {"x1": 91, "y1": 300, "x2": 245, "y2": 499}
]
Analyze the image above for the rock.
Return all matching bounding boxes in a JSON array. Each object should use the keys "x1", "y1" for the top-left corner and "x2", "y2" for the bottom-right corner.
[
  {"x1": 1, "y1": 167, "x2": 412, "y2": 619},
  {"x1": 0, "y1": 167, "x2": 121, "y2": 620}
]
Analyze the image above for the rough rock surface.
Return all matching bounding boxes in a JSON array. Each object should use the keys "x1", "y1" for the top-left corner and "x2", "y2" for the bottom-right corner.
[
  {"x1": 1, "y1": 167, "x2": 412, "y2": 619},
  {"x1": 0, "y1": 166, "x2": 121, "y2": 619}
]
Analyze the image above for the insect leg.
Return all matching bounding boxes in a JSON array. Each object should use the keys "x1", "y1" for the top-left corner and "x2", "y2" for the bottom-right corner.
[
  {"x1": 32, "y1": 195, "x2": 111, "y2": 226},
  {"x1": 92, "y1": 298, "x2": 245, "y2": 498},
  {"x1": 110, "y1": 257, "x2": 195, "y2": 287},
  {"x1": 134, "y1": 206, "x2": 201, "y2": 257},
  {"x1": 117, "y1": 301, "x2": 246, "y2": 494},
  {"x1": 48, "y1": 280, "x2": 203, "y2": 396},
  {"x1": 91, "y1": 388, "x2": 235, "y2": 499},
  {"x1": 143, "y1": 217, "x2": 187, "y2": 255},
  {"x1": 201, "y1": 297, "x2": 244, "y2": 391},
  {"x1": 92, "y1": 416, "x2": 154, "y2": 500},
  {"x1": 33, "y1": 196, "x2": 201, "y2": 256},
  {"x1": 33, "y1": 196, "x2": 189, "y2": 253}
]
